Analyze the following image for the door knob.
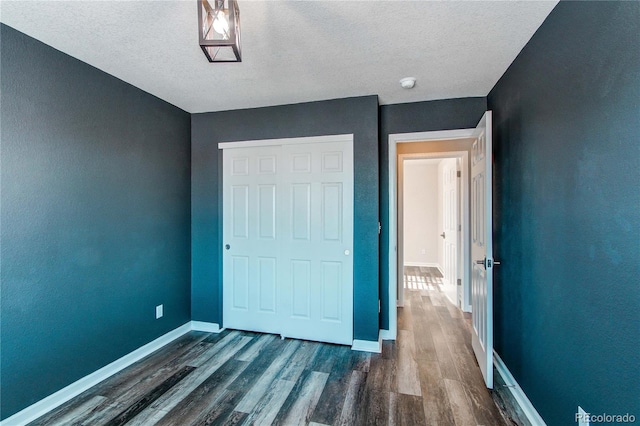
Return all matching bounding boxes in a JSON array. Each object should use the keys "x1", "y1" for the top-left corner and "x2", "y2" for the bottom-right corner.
[
  {"x1": 476, "y1": 258, "x2": 488, "y2": 269},
  {"x1": 225, "y1": 244, "x2": 231, "y2": 250},
  {"x1": 440, "y1": 232, "x2": 446, "y2": 239},
  {"x1": 344, "y1": 249, "x2": 350, "y2": 256}
]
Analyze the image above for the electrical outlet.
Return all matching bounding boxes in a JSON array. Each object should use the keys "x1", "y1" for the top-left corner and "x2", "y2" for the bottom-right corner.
[{"x1": 156, "y1": 304, "x2": 163, "y2": 319}]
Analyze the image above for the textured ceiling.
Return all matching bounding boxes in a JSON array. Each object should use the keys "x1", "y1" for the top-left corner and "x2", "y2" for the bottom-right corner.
[{"x1": 0, "y1": 0, "x2": 558, "y2": 113}]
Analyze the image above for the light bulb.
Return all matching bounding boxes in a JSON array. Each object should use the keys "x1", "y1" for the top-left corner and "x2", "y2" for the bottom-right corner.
[{"x1": 213, "y1": 10, "x2": 229, "y2": 36}]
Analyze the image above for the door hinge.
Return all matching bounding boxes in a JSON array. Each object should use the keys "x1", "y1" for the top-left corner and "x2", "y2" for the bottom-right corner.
[
  {"x1": 378, "y1": 222, "x2": 382, "y2": 234},
  {"x1": 457, "y1": 170, "x2": 461, "y2": 178}
]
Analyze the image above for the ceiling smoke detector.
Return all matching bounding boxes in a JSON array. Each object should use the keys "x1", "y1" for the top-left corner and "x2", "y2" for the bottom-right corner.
[{"x1": 400, "y1": 77, "x2": 416, "y2": 89}]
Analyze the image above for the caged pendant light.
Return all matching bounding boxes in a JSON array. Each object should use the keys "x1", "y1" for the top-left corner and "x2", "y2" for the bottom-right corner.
[{"x1": 198, "y1": 0, "x2": 241, "y2": 62}]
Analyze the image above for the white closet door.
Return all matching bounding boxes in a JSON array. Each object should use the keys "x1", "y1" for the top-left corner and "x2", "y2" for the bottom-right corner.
[
  {"x1": 222, "y1": 136, "x2": 353, "y2": 345},
  {"x1": 222, "y1": 146, "x2": 283, "y2": 334},
  {"x1": 280, "y1": 141, "x2": 354, "y2": 345}
]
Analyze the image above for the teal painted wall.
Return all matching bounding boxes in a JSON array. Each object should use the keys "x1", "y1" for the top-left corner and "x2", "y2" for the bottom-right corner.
[
  {"x1": 0, "y1": 24, "x2": 192, "y2": 419},
  {"x1": 488, "y1": 2, "x2": 640, "y2": 423}
]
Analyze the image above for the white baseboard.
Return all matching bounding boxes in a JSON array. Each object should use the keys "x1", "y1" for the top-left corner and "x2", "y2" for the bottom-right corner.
[
  {"x1": 493, "y1": 350, "x2": 546, "y2": 426},
  {"x1": 351, "y1": 333, "x2": 382, "y2": 353},
  {"x1": 403, "y1": 262, "x2": 440, "y2": 268},
  {"x1": 190, "y1": 321, "x2": 223, "y2": 333},
  {"x1": 379, "y1": 329, "x2": 396, "y2": 341},
  {"x1": 0, "y1": 322, "x2": 192, "y2": 426},
  {"x1": 443, "y1": 292, "x2": 457, "y2": 307}
]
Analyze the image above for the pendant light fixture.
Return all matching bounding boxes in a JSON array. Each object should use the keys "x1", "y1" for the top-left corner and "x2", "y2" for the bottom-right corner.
[{"x1": 198, "y1": 0, "x2": 241, "y2": 62}]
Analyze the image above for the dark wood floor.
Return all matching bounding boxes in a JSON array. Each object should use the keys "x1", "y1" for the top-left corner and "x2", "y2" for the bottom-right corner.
[{"x1": 30, "y1": 267, "x2": 508, "y2": 425}]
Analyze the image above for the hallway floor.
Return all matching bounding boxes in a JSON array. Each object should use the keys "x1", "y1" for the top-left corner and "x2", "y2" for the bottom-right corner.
[
  {"x1": 29, "y1": 268, "x2": 509, "y2": 425},
  {"x1": 400, "y1": 265, "x2": 509, "y2": 425},
  {"x1": 403, "y1": 265, "x2": 457, "y2": 306}
]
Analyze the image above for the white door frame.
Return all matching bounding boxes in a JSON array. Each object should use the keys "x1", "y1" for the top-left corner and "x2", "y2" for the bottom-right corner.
[{"x1": 385, "y1": 129, "x2": 474, "y2": 340}]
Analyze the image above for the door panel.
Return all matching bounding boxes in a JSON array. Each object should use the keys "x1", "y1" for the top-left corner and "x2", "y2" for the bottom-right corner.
[
  {"x1": 257, "y1": 257, "x2": 277, "y2": 313},
  {"x1": 258, "y1": 185, "x2": 276, "y2": 239},
  {"x1": 321, "y1": 261, "x2": 342, "y2": 321},
  {"x1": 471, "y1": 111, "x2": 494, "y2": 389},
  {"x1": 322, "y1": 151, "x2": 343, "y2": 172},
  {"x1": 232, "y1": 157, "x2": 249, "y2": 175},
  {"x1": 223, "y1": 146, "x2": 283, "y2": 334},
  {"x1": 232, "y1": 185, "x2": 249, "y2": 238},
  {"x1": 322, "y1": 183, "x2": 343, "y2": 241},
  {"x1": 291, "y1": 260, "x2": 311, "y2": 318},
  {"x1": 257, "y1": 155, "x2": 276, "y2": 174},
  {"x1": 231, "y1": 256, "x2": 249, "y2": 310},
  {"x1": 280, "y1": 140, "x2": 353, "y2": 345},
  {"x1": 292, "y1": 184, "x2": 311, "y2": 240}
]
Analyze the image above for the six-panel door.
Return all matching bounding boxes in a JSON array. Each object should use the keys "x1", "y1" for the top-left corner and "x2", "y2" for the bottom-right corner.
[{"x1": 471, "y1": 111, "x2": 494, "y2": 389}]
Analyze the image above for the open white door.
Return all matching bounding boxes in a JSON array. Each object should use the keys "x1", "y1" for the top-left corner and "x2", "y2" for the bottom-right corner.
[{"x1": 471, "y1": 111, "x2": 494, "y2": 389}]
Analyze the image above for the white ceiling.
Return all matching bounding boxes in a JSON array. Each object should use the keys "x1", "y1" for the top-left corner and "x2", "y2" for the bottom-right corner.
[{"x1": 0, "y1": 0, "x2": 558, "y2": 113}]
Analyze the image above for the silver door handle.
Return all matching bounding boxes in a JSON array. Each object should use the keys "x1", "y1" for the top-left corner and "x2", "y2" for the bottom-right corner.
[
  {"x1": 440, "y1": 232, "x2": 446, "y2": 239},
  {"x1": 476, "y1": 258, "x2": 501, "y2": 269}
]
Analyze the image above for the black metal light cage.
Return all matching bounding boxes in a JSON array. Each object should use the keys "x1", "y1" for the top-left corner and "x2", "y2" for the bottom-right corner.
[{"x1": 198, "y1": 0, "x2": 241, "y2": 62}]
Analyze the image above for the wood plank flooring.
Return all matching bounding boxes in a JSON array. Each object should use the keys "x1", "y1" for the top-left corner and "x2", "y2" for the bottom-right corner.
[{"x1": 30, "y1": 267, "x2": 509, "y2": 425}]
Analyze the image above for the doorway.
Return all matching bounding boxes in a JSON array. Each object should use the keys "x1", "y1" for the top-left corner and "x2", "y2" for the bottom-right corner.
[
  {"x1": 399, "y1": 156, "x2": 461, "y2": 308},
  {"x1": 387, "y1": 112, "x2": 495, "y2": 389},
  {"x1": 385, "y1": 129, "x2": 475, "y2": 340}
]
